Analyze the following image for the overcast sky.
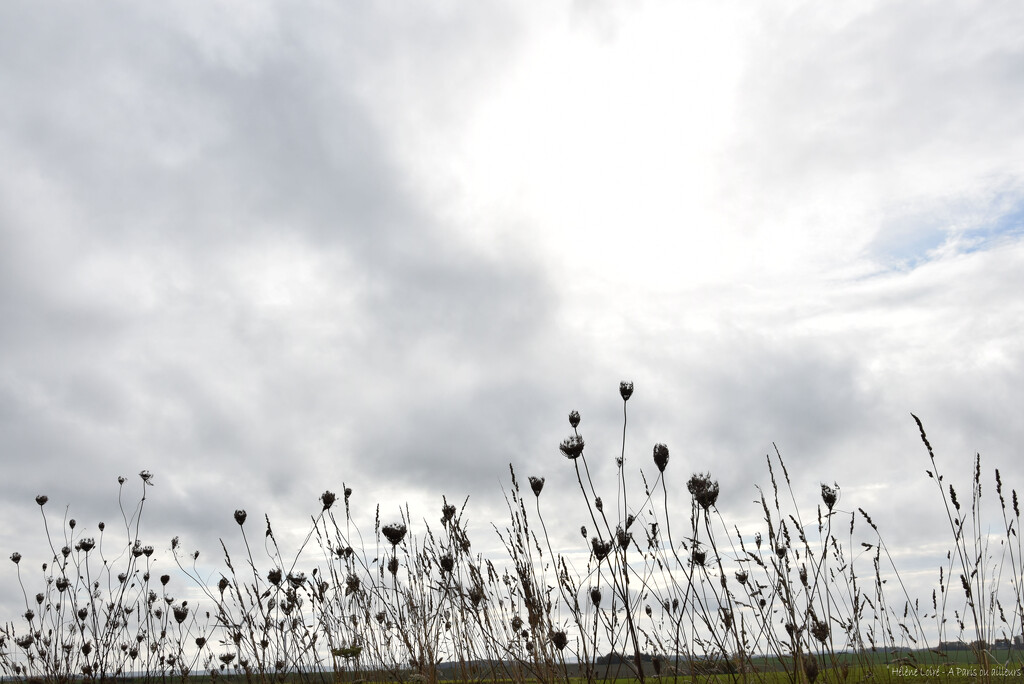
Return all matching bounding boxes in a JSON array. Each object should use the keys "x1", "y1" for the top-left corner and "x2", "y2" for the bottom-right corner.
[{"x1": 2, "y1": 1, "x2": 1023, "y2": 632}]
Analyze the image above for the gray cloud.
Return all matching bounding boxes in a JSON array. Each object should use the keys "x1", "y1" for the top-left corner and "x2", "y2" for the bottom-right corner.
[{"x1": 1, "y1": 1, "x2": 1023, "y2": 642}]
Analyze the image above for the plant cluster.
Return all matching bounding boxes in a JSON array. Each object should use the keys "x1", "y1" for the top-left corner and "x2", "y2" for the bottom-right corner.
[{"x1": 2, "y1": 385, "x2": 1022, "y2": 684}]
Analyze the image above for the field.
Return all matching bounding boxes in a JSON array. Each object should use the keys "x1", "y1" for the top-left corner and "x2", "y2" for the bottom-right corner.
[{"x1": 2, "y1": 383, "x2": 1022, "y2": 684}]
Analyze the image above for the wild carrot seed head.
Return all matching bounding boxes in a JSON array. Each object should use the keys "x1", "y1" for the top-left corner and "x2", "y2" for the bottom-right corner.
[
  {"x1": 653, "y1": 443, "x2": 669, "y2": 472},
  {"x1": 619, "y1": 381, "x2": 634, "y2": 401},
  {"x1": 528, "y1": 476, "x2": 545, "y2": 497},
  {"x1": 382, "y1": 522, "x2": 407, "y2": 547},
  {"x1": 559, "y1": 434, "x2": 585, "y2": 459},
  {"x1": 821, "y1": 483, "x2": 839, "y2": 511},
  {"x1": 687, "y1": 473, "x2": 720, "y2": 510},
  {"x1": 591, "y1": 537, "x2": 612, "y2": 561}
]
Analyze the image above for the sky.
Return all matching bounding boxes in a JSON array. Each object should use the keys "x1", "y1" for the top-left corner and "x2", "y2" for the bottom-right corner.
[{"x1": 2, "y1": 0, "x2": 1024, "y2": 643}]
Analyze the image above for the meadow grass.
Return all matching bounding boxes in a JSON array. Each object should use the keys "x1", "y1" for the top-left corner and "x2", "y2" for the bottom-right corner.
[{"x1": 2, "y1": 383, "x2": 1022, "y2": 683}]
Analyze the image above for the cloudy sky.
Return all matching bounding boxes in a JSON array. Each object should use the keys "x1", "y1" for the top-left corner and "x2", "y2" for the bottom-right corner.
[{"x1": 2, "y1": 0, "x2": 1023, "y2": 632}]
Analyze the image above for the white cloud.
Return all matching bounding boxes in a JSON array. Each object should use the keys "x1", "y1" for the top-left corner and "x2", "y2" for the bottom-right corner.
[{"x1": 1, "y1": 0, "x2": 1023, "y2": 648}]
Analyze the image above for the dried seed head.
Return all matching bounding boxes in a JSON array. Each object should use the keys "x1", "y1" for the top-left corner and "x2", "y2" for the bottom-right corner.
[
  {"x1": 591, "y1": 537, "x2": 613, "y2": 562},
  {"x1": 594, "y1": 496, "x2": 603, "y2": 512},
  {"x1": 619, "y1": 381, "x2": 634, "y2": 401},
  {"x1": 439, "y1": 555, "x2": 455, "y2": 574},
  {"x1": 550, "y1": 630, "x2": 568, "y2": 651},
  {"x1": 528, "y1": 476, "x2": 545, "y2": 497},
  {"x1": 79, "y1": 538, "x2": 95, "y2": 553},
  {"x1": 590, "y1": 587, "x2": 602, "y2": 606},
  {"x1": 804, "y1": 656, "x2": 819, "y2": 684},
  {"x1": 559, "y1": 434, "x2": 585, "y2": 460},
  {"x1": 735, "y1": 570, "x2": 749, "y2": 585},
  {"x1": 687, "y1": 473, "x2": 720, "y2": 510},
  {"x1": 35, "y1": 495, "x2": 48, "y2": 506},
  {"x1": 234, "y1": 510, "x2": 247, "y2": 526},
  {"x1": 218, "y1": 578, "x2": 229, "y2": 594},
  {"x1": 511, "y1": 615, "x2": 523, "y2": 632},
  {"x1": 267, "y1": 568, "x2": 282, "y2": 586},
  {"x1": 616, "y1": 525, "x2": 632, "y2": 549},
  {"x1": 118, "y1": 476, "x2": 126, "y2": 485},
  {"x1": 69, "y1": 519, "x2": 76, "y2": 529},
  {"x1": 821, "y1": 483, "x2": 839, "y2": 511},
  {"x1": 9, "y1": 552, "x2": 21, "y2": 564},
  {"x1": 321, "y1": 491, "x2": 336, "y2": 510},
  {"x1": 160, "y1": 574, "x2": 170, "y2": 586},
  {"x1": 691, "y1": 549, "x2": 706, "y2": 566},
  {"x1": 382, "y1": 523, "x2": 407, "y2": 547},
  {"x1": 653, "y1": 443, "x2": 670, "y2": 472},
  {"x1": 441, "y1": 503, "x2": 457, "y2": 525},
  {"x1": 387, "y1": 556, "x2": 399, "y2": 575},
  {"x1": 139, "y1": 470, "x2": 153, "y2": 484},
  {"x1": 173, "y1": 605, "x2": 189, "y2": 624},
  {"x1": 569, "y1": 410, "x2": 580, "y2": 428},
  {"x1": 811, "y1": 617, "x2": 829, "y2": 643}
]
